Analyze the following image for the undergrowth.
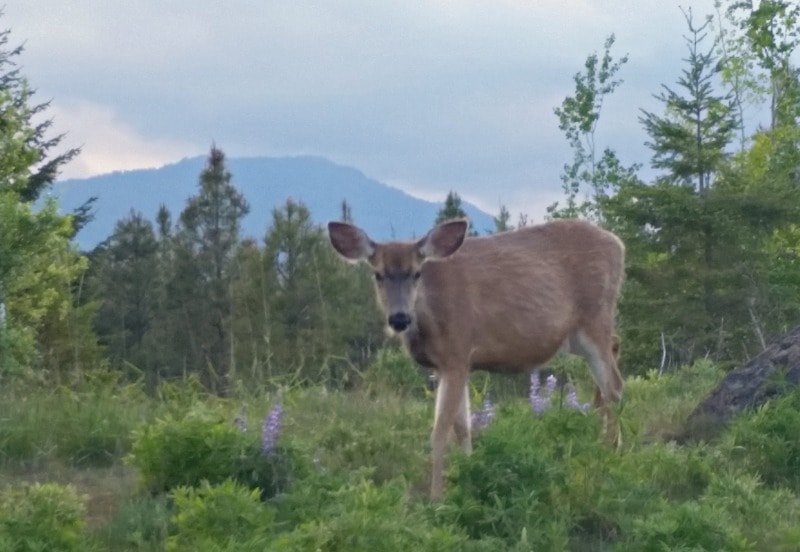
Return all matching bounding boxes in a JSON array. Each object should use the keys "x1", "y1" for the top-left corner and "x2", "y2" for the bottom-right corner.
[{"x1": 1, "y1": 358, "x2": 799, "y2": 551}]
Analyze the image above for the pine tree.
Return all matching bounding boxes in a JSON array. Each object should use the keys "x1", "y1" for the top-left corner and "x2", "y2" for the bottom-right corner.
[
  {"x1": 91, "y1": 211, "x2": 159, "y2": 370},
  {"x1": 435, "y1": 191, "x2": 477, "y2": 235},
  {"x1": 0, "y1": 22, "x2": 81, "y2": 206},
  {"x1": 172, "y1": 146, "x2": 249, "y2": 391}
]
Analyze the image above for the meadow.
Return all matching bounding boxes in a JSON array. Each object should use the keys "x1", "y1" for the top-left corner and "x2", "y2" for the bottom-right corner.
[{"x1": 1, "y1": 350, "x2": 800, "y2": 551}]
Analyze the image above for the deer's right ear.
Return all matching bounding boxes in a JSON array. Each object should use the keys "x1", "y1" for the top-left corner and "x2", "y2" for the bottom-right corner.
[{"x1": 328, "y1": 221, "x2": 375, "y2": 262}]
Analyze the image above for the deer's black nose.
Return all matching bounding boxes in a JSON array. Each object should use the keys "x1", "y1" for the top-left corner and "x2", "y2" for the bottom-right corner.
[{"x1": 388, "y1": 312, "x2": 412, "y2": 332}]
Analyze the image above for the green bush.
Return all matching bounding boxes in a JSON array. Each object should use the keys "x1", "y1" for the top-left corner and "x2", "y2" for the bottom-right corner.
[
  {"x1": 362, "y1": 347, "x2": 430, "y2": 397},
  {"x1": 92, "y1": 494, "x2": 169, "y2": 551},
  {"x1": 0, "y1": 381, "x2": 145, "y2": 467},
  {"x1": 0, "y1": 483, "x2": 87, "y2": 552},
  {"x1": 440, "y1": 402, "x2": 607, "y2": 549},
  {"x1": 723, "y1": 389, "x2": 800, "y2": 491},
  {"x1": 704, "y1": 472, "x2": 800, "y2": 551},
  {"x1": 167, "y1": 480, "x2": 276, "y2": 551},
  {"x1": 613, "y1": 500, "x2": 752, "y2": 552},
  {"x1": 274, "y1": 475, "x2": 466, "y2": 552},
  {"x1": 128, "y1": 404, "x2": 248, "y2": 493},
  {"x1": 128, "y1": 402, "x2": 301, "y2": 498}
]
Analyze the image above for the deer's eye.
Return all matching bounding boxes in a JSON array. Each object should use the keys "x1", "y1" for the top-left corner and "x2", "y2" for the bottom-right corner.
[
  {"x1": 413, "y1": 271, "x2": 422, "y2": 281},
  {"x1": 374, "y1": 272, "x2": 384, "y2": 282}
]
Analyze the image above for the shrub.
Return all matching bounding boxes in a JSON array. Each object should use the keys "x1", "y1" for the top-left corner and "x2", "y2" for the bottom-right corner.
[
  {"x1": 723, "y1": 388, "x2": 800, "y2": 491},
  {"x1": 0, "y1": 483, "x2": 87, "y2": 552},
  {"x1": 128, "y1": 404, "x2": 248, "y2": 493},
  {"x1": 274, "y1": 475, "x2": 466, "y2": 552},
  {"x1": 128, "y1": 401, "x2": 301, "y2": 499},
  {"x1": 93, "y1": 494, "x2": 170, "y2": 551},
  {"x1": 362, "y1": 347, "x2": 430, "y2": 397},
  {"x1": 614, "y1": 500, "x2": 752, "y2": 552},
  {"x1": 0, "y1": 381, "x2": 145, "y2": 467},
  {"x1": 440, "y1": 402, "x2": 607, "y2": 549},
  {"x1": 167, "y1": 479, "x2": 275, "y2": 551}
]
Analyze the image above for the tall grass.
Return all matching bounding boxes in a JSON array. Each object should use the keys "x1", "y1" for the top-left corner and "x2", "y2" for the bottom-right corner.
[{"x1": 1, "y1": 356, "x2": 799, "y2": 551}]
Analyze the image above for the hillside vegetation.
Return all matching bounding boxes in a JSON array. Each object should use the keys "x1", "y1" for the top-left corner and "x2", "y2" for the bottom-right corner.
[{"x1": 3, "y1": 3, "x2": 800, "y2": 551}]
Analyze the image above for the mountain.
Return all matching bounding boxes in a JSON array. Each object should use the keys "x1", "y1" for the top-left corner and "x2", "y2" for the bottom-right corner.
[{"x1": 49, "y1": 155, "x2": 497, "y2": 250}]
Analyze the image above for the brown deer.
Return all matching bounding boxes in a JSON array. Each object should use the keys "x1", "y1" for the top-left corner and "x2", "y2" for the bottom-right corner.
[{"x1": 328, "y1": 218, "x2": 625, "y2": 499}]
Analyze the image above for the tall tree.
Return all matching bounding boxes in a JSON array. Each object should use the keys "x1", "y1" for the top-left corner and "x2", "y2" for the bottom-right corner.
[
  {"x1": 0, "y1": 22, "x2": 81, "y2": 206},
  {"x1": 91, "y1": 211, "x2": 159, "y2": 370},
  {"x1": 435, "y1": 191, "x2": 477, "y2": 235},
  {"x1": 640, "y1": 11, "x2": 739, "y2": 195},
  {"x1": 604, "y1": 9, "x2": 800, "y2": 370},
  {"x1": 0, "y1": 23, "x2": 93, "y2": 378},
  {"x1": 548, "y1": 35, "x2": 636, "y2": 222},
  {"x1": 172, "y1": 147, "x2": 249, "y2": 391}
]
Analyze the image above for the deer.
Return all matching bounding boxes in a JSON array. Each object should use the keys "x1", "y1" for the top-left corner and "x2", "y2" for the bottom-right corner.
[{"x1": 327, "y1": 217, "x2": 625, "y2": 499}]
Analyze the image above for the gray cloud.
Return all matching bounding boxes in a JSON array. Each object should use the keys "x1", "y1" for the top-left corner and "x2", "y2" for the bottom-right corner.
[{"x1": 8, "y1": 0, "x2": 747, "y2": 220}]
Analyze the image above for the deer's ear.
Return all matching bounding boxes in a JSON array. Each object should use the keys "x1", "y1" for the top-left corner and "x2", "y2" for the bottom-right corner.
[
  {"x1": 418, "y1": 219, "x2": 468, "y2": 259},
  {"x1": 328, "y1": 221, "x2": 375, "y2": 262}
]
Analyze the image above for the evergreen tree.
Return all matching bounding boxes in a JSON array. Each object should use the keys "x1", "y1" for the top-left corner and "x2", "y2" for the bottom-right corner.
[
  {"x1": 435, "y1": 191, "x2": 477, "y2": 235},
  {"x1": 0, "y1": 22, "x2": 82, "y2": 210},
  {"x1": 493, "y1": 204, "x2": 513, "y2": 233},
  {"x1": 172, "y1": 147, "x2": 249, "y2": 391},
  {"x1": 604, "y1": 9, "x2": 800, "y2": 369},
  {"x1": 640, "y1": 11, "x2": 739, "y2": 195},
  {"x1": 0, "y1": 23, "x2": 93, "y2": 378},
  {"x1": 91, "y1": 211, "x2": 159, "y2": 371}
]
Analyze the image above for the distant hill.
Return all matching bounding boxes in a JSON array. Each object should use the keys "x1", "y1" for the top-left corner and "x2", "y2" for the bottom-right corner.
[{"x1": 49, "y1": 155, "x2": 496, "y2": 250}]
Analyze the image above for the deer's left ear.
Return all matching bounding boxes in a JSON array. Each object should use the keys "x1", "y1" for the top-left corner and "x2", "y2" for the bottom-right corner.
[{"x1": 418, "y1": 219, "x2": 468, "y2": 259}]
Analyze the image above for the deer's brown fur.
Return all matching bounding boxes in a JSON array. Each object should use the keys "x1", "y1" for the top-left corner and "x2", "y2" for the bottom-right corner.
[{"x1": 328, "y1": 218, "x2": 625, "y2": 498}]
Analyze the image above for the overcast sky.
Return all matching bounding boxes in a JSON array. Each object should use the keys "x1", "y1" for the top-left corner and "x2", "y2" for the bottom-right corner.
[{"x1": 7, "y1": 0, "x2": 753, "y2": 221}]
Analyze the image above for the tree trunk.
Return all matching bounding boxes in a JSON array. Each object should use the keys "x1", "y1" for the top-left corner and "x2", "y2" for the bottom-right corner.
[{"x1": 681, "y1": 324, "x2": 800, "y2": 441}]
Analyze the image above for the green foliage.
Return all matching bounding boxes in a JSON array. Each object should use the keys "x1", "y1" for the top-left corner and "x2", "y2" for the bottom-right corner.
[
  {"x1": 362, "y1": 346, "x2": 429, "y2": 397},
  {"x1": 128, "y1": 404, "x2": 250, "y2": 493},
  {"x1": 90, "y1": 211, "x2": 159, "y2": 372},
  {"x1": 0, "y1": 378, "x2": 146, "y2": 467},
  {"x1": 615, "y1": 500, "x2": 752, "y2": 552},
  {"x1": 230, "y1": 198, "x2": 383, "y2": 388},
  {"x1": 440, "y1": 403, "x2": 606, "y2": 549},
  {"x1": 549, "y1": 34, "x2": 636, "y2": 222},
  {"x1": 0, "y1": 483, "x2": 87, "y2": 552},
  {"x1": 723, "y1": 388, "x2": 800, "y2": 491},
  {"x1": 167, "y1": 480, "x2": 275, "y2": 551},
  {"x1": 297, "y1": 387, "x2": 430, "y2": 484},
  {"x1": 435, "y1": 190, "x2": 477, "y2": 235},
  {"x1": 127, "y1": 400, "x2": 301, "y2": 498},
  {"x1": 93, "y1": 494, "x2": 169, "y2": 551},
  {"x1": 274, "y1": 476, "x2": 466, "y2": 552}
]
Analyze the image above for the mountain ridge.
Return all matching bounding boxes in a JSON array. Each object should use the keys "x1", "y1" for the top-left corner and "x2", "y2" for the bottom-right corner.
[{"x1": 49, "y1": 155, "x2": 497, "y2": 249}]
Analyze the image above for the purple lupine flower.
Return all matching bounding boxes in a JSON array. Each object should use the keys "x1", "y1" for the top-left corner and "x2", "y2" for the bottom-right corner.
[
  {"x1": 471, "y1": 396, "x2": 495, "y2": 431},
  {"x1": 530, "y1": 370, "x2": 549, "y2": 415},
  {"x1": 545, "y1": 374, "x2": 557, "y2": 396},
  {"x1": 261, "y1": 403, "x2": 284, "y2": 455},
  {"x1": 565, "y1": 383, "x2": 591, "y2": 412}
]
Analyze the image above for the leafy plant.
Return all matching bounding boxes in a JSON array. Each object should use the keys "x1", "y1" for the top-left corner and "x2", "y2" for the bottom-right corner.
[
  {"x1": 723, "y1": 388, "x2": 800, "y2": 491},
  {"x1": 167, "y1": 479, "x2": 275, "y2": 551},
  {"x1": 0, "y1": 483, "x2": 87, "y2": 552}
]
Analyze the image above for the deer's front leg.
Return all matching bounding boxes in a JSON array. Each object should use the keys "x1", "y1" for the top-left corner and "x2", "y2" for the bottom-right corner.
[{"x1": 430, "y1": 369, "x2": 468, "y2": 499}]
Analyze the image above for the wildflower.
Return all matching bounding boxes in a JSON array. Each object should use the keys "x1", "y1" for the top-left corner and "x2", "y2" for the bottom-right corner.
[
  {"x1": 530, "y1": 370, "x2": 549, "y2": 415},
  {"x1": 471, "y1": 396, "x2": 495, "y2": 431},
  {"x1": 261, "y1": 402, "x2": 284, "y2": 455},
  {"x1": 545, "y1": 374, "x2": 557, "y2": 396},
  {"x1": 565, "y1": 383, "x2": 591, "y2": 412}
]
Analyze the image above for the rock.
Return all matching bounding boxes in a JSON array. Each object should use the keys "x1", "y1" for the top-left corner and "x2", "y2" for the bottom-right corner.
[{"x1": 681, "y1": 324, "x2": 800, "y2": 441}]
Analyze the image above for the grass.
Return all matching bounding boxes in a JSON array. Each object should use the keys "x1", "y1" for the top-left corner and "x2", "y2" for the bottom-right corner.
[{"x1": 1, "y1": 357, "x2": 799, "y2": 551}]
